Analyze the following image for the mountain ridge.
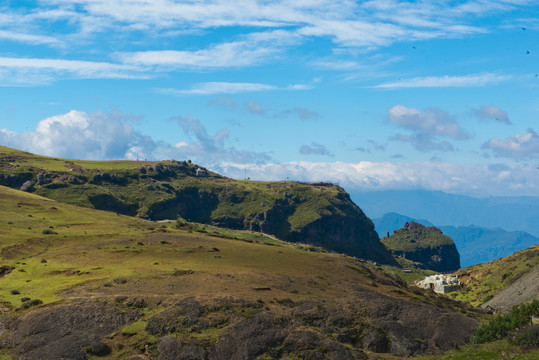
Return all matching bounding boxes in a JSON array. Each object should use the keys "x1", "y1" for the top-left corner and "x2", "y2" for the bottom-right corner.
[
  {"x1": 352, "y1": 189, "x2": 539, "y2": 238},
  {"x1": 0, "y1": 145, "x2": 394, "y2": 265},
  {"x1": 373, "y1": 212, "x2": 539, "y2": 267}
]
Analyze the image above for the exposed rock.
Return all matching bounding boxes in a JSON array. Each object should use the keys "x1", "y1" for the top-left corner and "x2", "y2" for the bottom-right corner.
[
  {"x1": 2, "y1": 300, "x2": 141, "y2": 360},
  {"x1": 20, "y1": 180, "x2": 34, "y2": 192}
]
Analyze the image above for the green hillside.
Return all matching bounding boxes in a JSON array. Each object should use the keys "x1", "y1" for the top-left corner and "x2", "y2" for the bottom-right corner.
[
  {"x1": 381, "y1": 221, "x2": 460, "y2": 272},
  {"x1": 0, "y1": 185, "x2": 486, "y2": 359},
  {"x1": 0, "y1": 145, "x2": 393, "y2": 264},
  {"x1": 453, "y1": 244, "x2": 539, "y2": 307}
]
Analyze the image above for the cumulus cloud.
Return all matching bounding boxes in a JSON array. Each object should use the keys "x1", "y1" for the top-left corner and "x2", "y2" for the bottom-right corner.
[
  {"x1": 216, "y1": 160, "x2": 539, "y2": 197},
  {"x1": 473, "y1": 105, "x2": 511, "y2": 124},
  {"x1": 388, "y1": 104, "x2": 468, "y2": 151},
  {"x1": 170, "y1": 115, "x2": 271, "y2": 164},
  {"x1": 299, "y1": 142, "x2": 332, "y2": 156},
  {"x1": 482, "y1": 128, "x2": 539, "y2": 158},
  {"x1": 0, "y1": 110, "x2": 269, "y2": 165},
  {"x1": 0, "y1": 110, "x2": 155, "y2": 160}
]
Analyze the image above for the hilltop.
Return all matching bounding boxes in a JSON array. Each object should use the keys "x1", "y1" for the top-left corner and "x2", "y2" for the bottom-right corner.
[
  {"x1": 373, "y1": 212, "x2": 539, "y2": 267},
  {"x1": 0, "y1": 146, "x2": 393, "y2": 265},
  {"x1": 0, "y1": 185, "x2": 483, "y2": 359},
  {"x1": 381, "y1": 221, "x2": 460, "y2": 272}
]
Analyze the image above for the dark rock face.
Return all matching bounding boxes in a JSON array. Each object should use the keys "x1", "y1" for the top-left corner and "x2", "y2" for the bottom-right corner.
[
  {"x1": 1, "y1": 293, "x2": 480, "y2": 359},
  {"x1": 146, "y1": 295, "x2": 475, "y2": 359},
  {"x1": 382, "y1": 221, "x2": 460, "y2": 272},
  {"x1": 1, "y1": 300, "x2": 141, "y2": 360}
]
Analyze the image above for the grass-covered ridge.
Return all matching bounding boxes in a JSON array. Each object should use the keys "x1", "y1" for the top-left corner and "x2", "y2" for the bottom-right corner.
[
  {"x1": 382, "y1": 221, "x2": 455, "y2": 252},
  {"x1": 0, "y1": 146, "x2": 394, "y2": 264},
  {"x1": 381, "y1": 221, "x2": 460, "y2": 272}
]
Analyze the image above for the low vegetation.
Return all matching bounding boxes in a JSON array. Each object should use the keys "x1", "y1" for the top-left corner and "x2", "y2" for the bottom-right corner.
[
  {"x1": 452, "y1": 244, "x2": 539, "y2": 306},
  {"x1": 471, "y1": 300, "x2": 539, "y2": 344}
]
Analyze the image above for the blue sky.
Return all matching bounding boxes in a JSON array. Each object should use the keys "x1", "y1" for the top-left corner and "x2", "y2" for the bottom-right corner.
[{"x1": 1, "y1": 0, "x2": 539, "y2": 197}]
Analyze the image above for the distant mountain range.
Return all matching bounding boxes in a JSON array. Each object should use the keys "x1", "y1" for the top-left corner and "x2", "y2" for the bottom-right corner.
[
  {"x1": 373, "y1": 212, "x2": 539, "y2": 267},
  {"x1": 352, "y1": 189, "x2": 539, "y2": 238}
]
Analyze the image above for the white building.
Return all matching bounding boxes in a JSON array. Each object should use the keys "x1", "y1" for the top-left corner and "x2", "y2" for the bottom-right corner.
[{"x1": 416, "y1": 274, "x2": 461, "y2": 293}]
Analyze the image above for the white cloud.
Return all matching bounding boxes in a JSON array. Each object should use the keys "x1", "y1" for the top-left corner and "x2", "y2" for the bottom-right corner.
[
  {"x1": 373, "y1": 74, "x2": 509, "y2": 89},
  {"x1": 216, "y1": 160, "x2": 539, "y2": 197},
  {"x1": 156, "y1": 82, "x2": 276, "y2": 96},
  {"x1": 482, "y1": 128, "x2": 539, "y2": 158},
  {"x1": 0, "y1": 110, "x2": 270, "y2": 164},
  {"x1": 169, "y1": 114, "x2": 271, "y2": 163},
  {"x1": 473, "y1": 105, "x2": 511, "y2": 124},
  {"x1": 0, "y1": 57, "x2": 146, "y2": 85},
  {"x1": 6, "y1": 1, "x2": 528, "y2": 55},
  {"x1": 0, "y1": 30, "x2": 61, "y2": 45},
  {"x1": 116, "y1": 29, "x2": 300, "y2": 69},
  {"x1": 387, "y1": 105, "x2": 468, "y2": 151},
  {"x1": 0, "y1": 110, "x2": 146, "y2": 160},
  {"x1": 155, "y1": 81, "x2": 311, "y2": 96}
]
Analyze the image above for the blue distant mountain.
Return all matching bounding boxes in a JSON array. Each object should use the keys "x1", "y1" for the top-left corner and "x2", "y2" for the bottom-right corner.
[
  {"x1": 372, "y1": 212, "x2": 539, "y2": 267},
  {"x1": 352, "y1": 190, "x2": 539, "y2": 238}
]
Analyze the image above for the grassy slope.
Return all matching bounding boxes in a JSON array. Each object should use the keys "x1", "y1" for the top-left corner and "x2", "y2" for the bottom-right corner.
[
  {"x1": 0, "y1": 145, "x2": 393, "y2": 264},
  {"x1": 0, "y1": 145, "x2": 338, "y2": 229},
  {"x1": 451, "y1": 244, "x2": 539, "y2": 306},
  {"x1": 0, "y1": 185, "x2": 336, "y2": 309},
  {"x1": 0, "y1": 185, "x2": 491, "y2": 360}
]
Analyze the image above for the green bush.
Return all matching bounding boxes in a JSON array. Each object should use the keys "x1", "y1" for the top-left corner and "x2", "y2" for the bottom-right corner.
[
  {"x1": 513, "y1": 325, "x2": 539, "y2": 348},
  {"x1": 472, "y1": 299, "x2": 539, "y2": 344}
]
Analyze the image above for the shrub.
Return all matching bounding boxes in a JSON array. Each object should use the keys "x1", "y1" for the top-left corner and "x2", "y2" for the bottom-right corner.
[
  {"x1": 472, "y1": 299, "x2": 539, "y2": 343},
  {"x1": 512, "y1": 325, "x2": 539, "y2": 348},
  {"x1": 20, "y1": 299, "x2": 43, "y2": 309}
]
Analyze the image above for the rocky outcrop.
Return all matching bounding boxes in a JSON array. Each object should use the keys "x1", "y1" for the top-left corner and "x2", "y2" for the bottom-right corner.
[
  {"x1": 382, "y1": 221, "x2": 460, "y2": 272},
  {"x1": 1, "y1": 295, "x2": 479, "y2": 359},
  {"x1": 1, "y1": 300, "x2": 141, "y2": 360}
]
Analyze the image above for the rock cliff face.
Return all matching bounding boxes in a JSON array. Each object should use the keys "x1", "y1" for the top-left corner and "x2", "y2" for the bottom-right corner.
[
  {"x1": 0, "y1": 147, "x2": 395, "y2": 264},
  {"x1": 382, "y1": 221, "x2": 460, "y2": 272}
]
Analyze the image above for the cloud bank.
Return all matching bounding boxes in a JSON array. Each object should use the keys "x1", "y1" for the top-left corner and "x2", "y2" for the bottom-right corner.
[{"x1": 217, "y1": 160, "x2": 539, "y2": 197}]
